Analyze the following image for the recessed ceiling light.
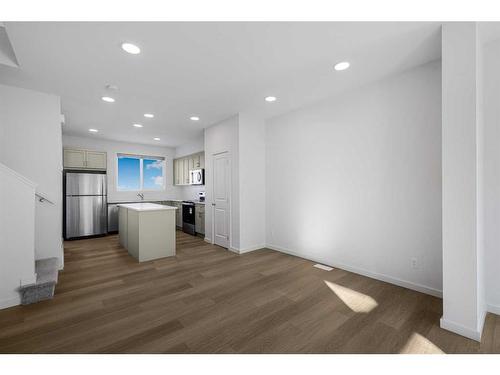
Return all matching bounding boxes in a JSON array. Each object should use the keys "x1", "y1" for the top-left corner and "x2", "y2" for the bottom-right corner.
[
  {"x1": 133, "y1": 124, "x2": 143, "y2": 128},
  {"x1": 153, "y1": 137, "x2": 160, "y2": 141},
  {"x1": 101, "y1": 96, "x2": 115, "y2": 103},
  {"x1": 334, "y1": 61, "x2": 350, "y2": 71},
  {"x1": 121, "y1": 43, "x2": 141, "y2": 55},
  {"x1": 144, "y1": 113, "x2": 154, "y2": 118},
  {"x1": 190, "y1": 116, "x2": 200, "y2": 121},
  {"x1": 89, "y1": 128, "x2": 98, "y2": 133},
  {"x1": 265, "y1": 96, "x2": 277, "y2": 102}
]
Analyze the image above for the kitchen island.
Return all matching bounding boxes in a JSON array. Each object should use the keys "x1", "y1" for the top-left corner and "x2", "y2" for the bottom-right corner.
[{"x1": 118, "y1": 203, "x2": 177, "y2": 262}]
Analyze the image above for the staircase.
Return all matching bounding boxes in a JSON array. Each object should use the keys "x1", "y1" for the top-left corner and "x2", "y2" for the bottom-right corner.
[
  {"x1": 19, "y1": 258, "x2": 59, "y2": 304},
  {"x1": 0, "y1": 162, "x2": 61, "y2": 309}
]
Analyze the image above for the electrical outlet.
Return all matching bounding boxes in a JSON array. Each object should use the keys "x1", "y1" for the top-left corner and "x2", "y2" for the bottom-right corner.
[{"x1": 410, "y1": 257, "x2": 419, "y2": 269}]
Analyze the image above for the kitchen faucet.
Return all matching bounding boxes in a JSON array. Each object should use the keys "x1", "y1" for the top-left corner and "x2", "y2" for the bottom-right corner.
[{"x1": 137, "y1": 193, "x2": 144, "y2": 200}]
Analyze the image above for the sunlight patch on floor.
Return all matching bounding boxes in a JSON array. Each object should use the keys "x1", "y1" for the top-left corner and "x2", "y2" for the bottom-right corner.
[
  {"x1": 324, "y1": 280, "x2": 378, "y2": 313},
  {"x1": 399, "y1": 332, "x2": 444, "y2": 354}
]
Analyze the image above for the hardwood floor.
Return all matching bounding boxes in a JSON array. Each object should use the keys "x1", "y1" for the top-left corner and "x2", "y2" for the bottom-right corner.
[{"x1": 1, "y1": 231, "x2": 499, "y2": 353}]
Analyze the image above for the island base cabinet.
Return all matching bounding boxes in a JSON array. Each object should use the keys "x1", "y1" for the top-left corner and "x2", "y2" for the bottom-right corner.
[
  {"x1": 127, "y1": 209, "x2": 176, "y2": 262},
  {"x1": 126, "y1": 210, "x2": 140, "y2": 260},
  {"x1": 119, "y1": 207, "x2": 128, "y2": 248}
]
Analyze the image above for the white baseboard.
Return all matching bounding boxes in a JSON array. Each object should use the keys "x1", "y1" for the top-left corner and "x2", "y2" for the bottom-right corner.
[
  {"x1": 478, "y1": 309, "x2": 487, "y2": 339},
  {"x1": 266, "y1": 243, "x2": 442, "y2": 298},
  {"x1": 239, "y1": 244, "x2": 266, "y2": 254},
  {"x1": 440, "y1": 317, "x2": 482, "y2": 342},
  {"x1": 487, "y1": 304, "x2": 500, "y2": 316},
  {"x1": 0, "y1": 295, "x2": 20, "y2": 310},
  {"x1": 59, "y1": 240, "x2": 65, "y2": 270},
  {"x1": 208, "y1": 238, "x2": 264, "y2": 255},
  {"x1": 230, "y1": 244, "x2": 266, "y2": 255}
]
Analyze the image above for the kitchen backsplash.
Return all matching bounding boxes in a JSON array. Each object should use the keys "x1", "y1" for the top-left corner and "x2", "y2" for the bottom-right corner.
[{"x1": 180, "y1": 184, "x2": 206, "y2": 201}]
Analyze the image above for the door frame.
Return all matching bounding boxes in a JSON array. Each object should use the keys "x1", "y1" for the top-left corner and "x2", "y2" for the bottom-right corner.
[{"x1": 211, "y1": 151, "x2": 232, "y2": 249}]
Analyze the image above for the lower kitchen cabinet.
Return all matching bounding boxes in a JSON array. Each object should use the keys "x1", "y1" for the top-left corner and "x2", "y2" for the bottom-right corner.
[
  {"x1": 176, "y1": 203, "x2": 183, "y2": 227},
  {"x1": 166, "y1": 201, "x2": 183, "y2": 227},
  {"x1": 195, "y1": 204, "x2": 205, "y2": 235}
]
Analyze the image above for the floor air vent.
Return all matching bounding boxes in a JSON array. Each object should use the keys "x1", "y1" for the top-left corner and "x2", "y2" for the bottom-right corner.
[{"x1": 313, "y1": 263, "x2": 333, "y2": 271}]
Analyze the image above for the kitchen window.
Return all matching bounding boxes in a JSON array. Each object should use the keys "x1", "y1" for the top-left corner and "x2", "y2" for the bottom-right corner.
[{"x1": 117, "y1": 153, "x2": 165, "y2": 191}]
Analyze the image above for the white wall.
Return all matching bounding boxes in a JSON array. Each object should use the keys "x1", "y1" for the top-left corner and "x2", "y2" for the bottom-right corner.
[
  {"x1": 204, "y1": 115, "x2": 239, "y2": 248},
  {"x1": 0, "y1": 84, "x2": 63, "y2": 266},
  {"x1": 476, "y1": 27, "x2": 487, "y2": 332},
  {"x1": 238, "y1": 112, "x2": 266, "y2": 252},
  {"x1": 266, "y1": 61, "x2": 442, "y2": 296},
  {"x1": 482, "y1": 37, "x2": 500, "y2": 314},
  {"x1": 441, "y1": 22, "x2": 485, "y2": 341},
  {"x1": 62, "y1": 135, "x2": 180, "y2": 203},
  {"x1": 175, "y1": 134, "x2": 204, "y2": 158},
  {"x1": 175, "y1": 134, "x2": 206, "y2": 201},
  {"x1": 204, "y1": 113, "x2": 265, "y2": 252}
]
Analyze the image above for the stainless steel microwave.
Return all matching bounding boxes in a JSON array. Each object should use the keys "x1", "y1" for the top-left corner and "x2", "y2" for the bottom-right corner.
[{"x1": 189, "y1": 168, "x2": 205, "y2": 185}]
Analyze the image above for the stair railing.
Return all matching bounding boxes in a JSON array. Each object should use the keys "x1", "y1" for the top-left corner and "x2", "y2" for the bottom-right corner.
[{"x1": 35, "y1": 192, "x2": 55, "y2": 205}]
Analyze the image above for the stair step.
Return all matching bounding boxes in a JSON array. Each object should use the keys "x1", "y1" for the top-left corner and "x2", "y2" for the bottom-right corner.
[
  {"x1": 20, "y1": 283, "x2": 55, "y2": 305},
  {"x1": 35, "y1": 257, "x2": 58, "y2": 274},
  {"x1": 20, "y1": 257, "x2": 59, "y2": 305},
  {"x1": 36, "y1": 269, "x2": 58, "y2": 285},
  {"x1": 35, "y1": 257, "x2": 59, "y2": 284}
]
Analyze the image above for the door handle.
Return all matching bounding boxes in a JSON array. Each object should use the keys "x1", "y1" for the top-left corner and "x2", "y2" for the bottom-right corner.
[{"x1": 212, "y1": 203, "x2": 215, "y2": 206}]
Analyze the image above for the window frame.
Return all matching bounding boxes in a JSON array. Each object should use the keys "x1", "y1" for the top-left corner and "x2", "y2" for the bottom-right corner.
[{"x1": 116, "y1": 153, "x2": 166, "y2": 192}]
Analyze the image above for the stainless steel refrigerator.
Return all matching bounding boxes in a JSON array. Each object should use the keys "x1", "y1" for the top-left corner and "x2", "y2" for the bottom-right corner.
[{"x1": 64, "y1": 171, "x2": 107, "y2": 239}]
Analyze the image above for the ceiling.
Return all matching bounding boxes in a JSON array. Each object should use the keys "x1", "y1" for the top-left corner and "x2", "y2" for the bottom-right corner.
[{"x1": 0, "y1": 22, "x2": 441, "y2": 147}]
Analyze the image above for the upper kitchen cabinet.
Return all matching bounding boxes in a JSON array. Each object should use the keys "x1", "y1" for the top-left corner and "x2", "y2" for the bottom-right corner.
[
  {"x1": 174, "y1": 158, "x2": 188, "y2": 185},
  {"x1": 182, "y1": 158, "x2": 190, "y2": 185},
  {"x1": 192, "y1": 153, "x2": 204, "y2": 169},
  {"x1": 63, "y1": 148, "x2": 107, "y2": 170},
  {"x1": 63, "y1": 149, "x2": 86, "y2": 169},
  {"x1": 173, "y1": 151, "x2": 205, "y2": 186},
  {"x1": 85, "y1": 151, "x2": 107, "y2": 169},
  {"x1": 174, "y1": 159, "x2": 181, "y2": 185}
]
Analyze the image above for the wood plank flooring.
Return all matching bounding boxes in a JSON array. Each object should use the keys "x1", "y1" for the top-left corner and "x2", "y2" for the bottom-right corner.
[{"x1": 1, "y1": 231, "x2": 499, "y2": 353}]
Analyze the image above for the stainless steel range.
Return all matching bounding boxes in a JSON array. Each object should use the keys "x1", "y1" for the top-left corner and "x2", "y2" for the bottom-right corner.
[{"x1": 182, "y1": 201, "x2": 196, "y2": 235}]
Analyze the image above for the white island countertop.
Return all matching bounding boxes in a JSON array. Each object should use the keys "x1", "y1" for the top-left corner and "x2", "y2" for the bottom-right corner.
[{"x1": 117, "y1": 203, "x2": 177, "y2": 212}]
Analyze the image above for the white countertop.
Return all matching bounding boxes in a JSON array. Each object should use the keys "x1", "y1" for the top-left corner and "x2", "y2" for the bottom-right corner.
[
  {"x1": 110, "y1": 199, "x2": 205, "y2": 205},
  {"x1": 117, "y1": 203, "x2": 177, "y2": 212},
  {"x1": 109, "y1": 199, "x2": 180, "y2": 204}
]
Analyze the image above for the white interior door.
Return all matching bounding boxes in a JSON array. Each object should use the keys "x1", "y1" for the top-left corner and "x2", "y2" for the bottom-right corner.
[{"x1": 213, "y1": 152, "x2": 230, "y2": 248}]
